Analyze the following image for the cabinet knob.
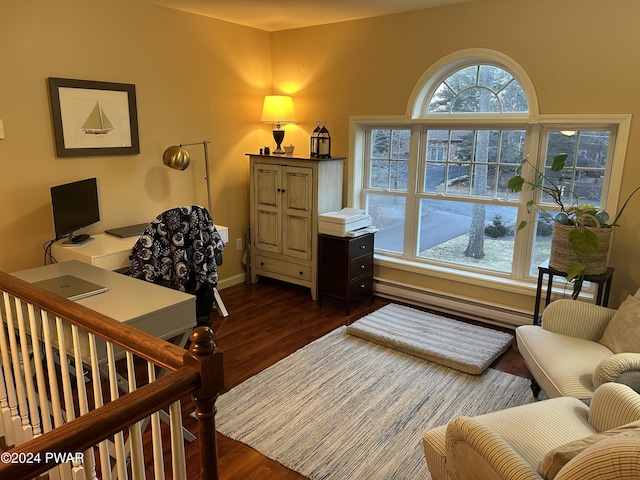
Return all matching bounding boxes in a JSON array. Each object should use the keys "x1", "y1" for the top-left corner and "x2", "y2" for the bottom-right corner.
[
  {"x1": 260, "y1": 262, "x2": 264, "y2": 266},
  {"x1": 360, "y1": 245, "x2": 366, "y2": 249},
  {"x1": 360, "y1": 264, "x2": 365, "y2": 269},
  {"x1": 360, "y1": 284, "x2": 366, "y2": 289}
]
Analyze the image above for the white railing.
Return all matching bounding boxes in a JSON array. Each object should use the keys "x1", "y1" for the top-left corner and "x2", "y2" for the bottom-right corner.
[{"x1": 0, "y1": 271, "x2": 223, "y2": 480}]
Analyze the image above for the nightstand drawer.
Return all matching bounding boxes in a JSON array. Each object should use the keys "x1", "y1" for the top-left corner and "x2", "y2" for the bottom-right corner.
[
  {"x1": 350, "y1": 254, "x2": 373, "y2": 280},
  {"x1": 350, "y1": 275, "x2": 373, "y2": 295},
  {"x1": 348, "y1": 235, "x2": 374, "y2": 257}
]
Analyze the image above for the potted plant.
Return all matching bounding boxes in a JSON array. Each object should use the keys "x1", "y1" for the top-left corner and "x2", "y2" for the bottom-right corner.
[{"x1": 508, "y1": 153, "x2": 640, "y2": 298}]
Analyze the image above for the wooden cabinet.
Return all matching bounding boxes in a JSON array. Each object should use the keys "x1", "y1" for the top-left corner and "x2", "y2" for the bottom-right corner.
[
  {"x1": 318, "y1": 233, "x2": 374, "y2": 314},
  {"x1": 248, "y1": 154, "x2": 345, "y2": 300}
]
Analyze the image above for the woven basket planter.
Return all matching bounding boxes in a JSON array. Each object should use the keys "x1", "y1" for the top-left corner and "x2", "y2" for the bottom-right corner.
[{"x1": 549, "y1": 218, "x2": 613, "y2": 275}]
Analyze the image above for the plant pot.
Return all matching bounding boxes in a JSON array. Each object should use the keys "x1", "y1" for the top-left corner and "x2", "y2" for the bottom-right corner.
[{"x1": 549, "y1": 220, "x2": 613, "y2": 275}]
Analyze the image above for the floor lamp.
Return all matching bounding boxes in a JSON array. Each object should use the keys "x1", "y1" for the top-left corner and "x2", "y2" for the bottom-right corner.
[
  {"x1": 162, "y1": 141, "x2": 229, "y2": 318},
  {"x1": 162, "y1": 141, "x2": 213, "y2": 215}
]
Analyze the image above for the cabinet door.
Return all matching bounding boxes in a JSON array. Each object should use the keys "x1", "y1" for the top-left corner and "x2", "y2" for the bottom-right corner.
[
  {"x1": 253, "y1": 164, "x2": 282, "y2": 253},
  {"x1": 283, "y1": 166, "x2": 313, "y2": 259}
]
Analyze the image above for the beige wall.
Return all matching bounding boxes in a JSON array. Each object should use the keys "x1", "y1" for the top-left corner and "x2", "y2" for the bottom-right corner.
[
  {"x1": 273, "y1": 0, "x2": 640, "y2": 310},
  {"x1": 0, "y1": 0, "x2": 272, "y2": 283},
  {"x1": 2, "y1": 0, "x2": 639, "y2": 312}
]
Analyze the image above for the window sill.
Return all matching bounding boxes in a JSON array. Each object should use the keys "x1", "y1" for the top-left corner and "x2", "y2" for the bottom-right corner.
[{"x1": 374, "y1": 253, "x2": 597, "y2": 300}]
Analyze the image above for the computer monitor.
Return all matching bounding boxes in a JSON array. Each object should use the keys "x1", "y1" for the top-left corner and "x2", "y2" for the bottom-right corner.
[{"x1": 50, "y1": 177, "x2": 100, "y2": 243}]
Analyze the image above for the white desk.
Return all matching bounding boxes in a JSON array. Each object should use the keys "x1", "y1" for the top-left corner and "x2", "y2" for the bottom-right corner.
[
  {"x1": 13, "y1": 260, "x2": 196, "y2": 359},
  {"x1": 51, "y1": 226, "x2": 229, "y2": 271}
]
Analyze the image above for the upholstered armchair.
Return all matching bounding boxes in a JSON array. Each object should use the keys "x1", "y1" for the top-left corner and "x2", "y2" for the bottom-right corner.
[
  {"x1": 516, "y1": 292, "x2": 640, "y2": 404},
  {"x1": 423, "y1": 383, "x2": 640, "y2": 480}
]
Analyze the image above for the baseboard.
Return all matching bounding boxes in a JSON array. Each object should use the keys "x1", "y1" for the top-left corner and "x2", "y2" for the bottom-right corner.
[
  {"x1": 374, "y1": 278, "x2": 532, "y2": 329},
  {"x1": 218, "y1": 273, "x2": 246, "y2": 291}
]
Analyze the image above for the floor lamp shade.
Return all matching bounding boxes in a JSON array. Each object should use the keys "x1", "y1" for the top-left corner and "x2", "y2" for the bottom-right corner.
[
  {"x1": 163, "y1": 145, "x2": 190, "y2": 170},
  {"x1": 261, "y1": 95, "x2": 296, "y2": 154}
]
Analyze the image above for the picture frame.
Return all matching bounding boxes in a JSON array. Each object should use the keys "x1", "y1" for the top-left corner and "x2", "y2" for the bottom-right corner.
[{"x1": 48, "y1": 77, "x2": 140, "y2": 157}]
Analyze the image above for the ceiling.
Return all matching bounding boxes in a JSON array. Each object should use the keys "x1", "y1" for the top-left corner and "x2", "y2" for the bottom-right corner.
[{"x1": 141, "y1": 0, "x2": 472, "y2": 32}]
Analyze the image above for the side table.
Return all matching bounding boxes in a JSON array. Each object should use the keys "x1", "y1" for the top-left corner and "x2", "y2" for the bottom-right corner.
[
  {"x1": 533, "y1": 260, "x2": 614, "y2": 324},
  {"x1": 318, "y1": 232, "x2": 374, "y2": 314}
]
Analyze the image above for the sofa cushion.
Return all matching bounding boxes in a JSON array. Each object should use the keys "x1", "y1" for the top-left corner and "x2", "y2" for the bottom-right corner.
[
  {"x1": 538, "y1": 421, "x2": 640, "y2": 480},
  {"x1": 516, "y1": 326, "x2": 613, "y2": 403},
  {"x1": 555, "y1": 432, "x2": 640, "y2": 480},
  {"x1": 600, "y1": 296, "x2": 640, "y2": 354}
]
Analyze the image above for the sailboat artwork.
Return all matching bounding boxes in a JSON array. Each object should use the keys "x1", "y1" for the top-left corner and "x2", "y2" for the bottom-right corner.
[{"x1": 81, "y1": 101, "x2": 114, "y2": 135}]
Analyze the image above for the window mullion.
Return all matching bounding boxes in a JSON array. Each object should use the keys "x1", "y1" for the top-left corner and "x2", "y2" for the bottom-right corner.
[
  {"x1": 403, "y1": 125, "x2": 421, "y2": 258},
  {"x1": 511, "y1": 125, "x2": 540, "y2": 279}
]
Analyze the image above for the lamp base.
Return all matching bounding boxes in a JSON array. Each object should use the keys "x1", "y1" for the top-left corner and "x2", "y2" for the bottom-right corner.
[{"x1": 272, "y1": 128, "x2": 286, "y2": 155}]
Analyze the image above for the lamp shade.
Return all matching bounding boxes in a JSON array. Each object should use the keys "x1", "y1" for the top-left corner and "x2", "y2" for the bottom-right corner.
[
  {"x1": 260, "y1": 95, "x2": 296, "y2": 125},
  {"x1": 162, "y1": 145, "x2": 190, "y2": 171}
]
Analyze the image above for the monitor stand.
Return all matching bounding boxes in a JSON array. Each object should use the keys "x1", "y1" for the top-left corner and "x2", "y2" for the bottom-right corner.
[{"x1": 63, "y1": 234, "x2": 94, "y2": 247}]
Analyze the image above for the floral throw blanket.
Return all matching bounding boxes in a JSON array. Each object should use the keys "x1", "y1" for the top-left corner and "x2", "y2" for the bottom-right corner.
[{"x1": 129, "y1": 205, "x2": 225, "y2": 293}]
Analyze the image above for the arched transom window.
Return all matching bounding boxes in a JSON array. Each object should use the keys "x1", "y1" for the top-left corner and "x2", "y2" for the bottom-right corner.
[{"x1": 428, "y1": 65, "x2": 528, "y2": 114}]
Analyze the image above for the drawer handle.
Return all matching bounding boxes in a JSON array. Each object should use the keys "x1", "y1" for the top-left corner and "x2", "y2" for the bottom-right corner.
[
  {"x1": 360, "y1": 284, "x2": 366, "y2": 288},
  {"x1": 299, "y1": 271, "x2": 304, "y2": 276},
  {"x1": 360, "y1": 264, "x2": 366, "y2": 269},
  {"x1": 260, "y1": 262, "x2": 265, "y2": 266},
  {"x1": 360, "y1": 245, "x2": 366, "y2": 249}
]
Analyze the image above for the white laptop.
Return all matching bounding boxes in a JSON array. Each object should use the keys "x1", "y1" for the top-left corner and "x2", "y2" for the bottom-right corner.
[{"x1": 32, "y1": 275, "x2": 108, "y2": 301}]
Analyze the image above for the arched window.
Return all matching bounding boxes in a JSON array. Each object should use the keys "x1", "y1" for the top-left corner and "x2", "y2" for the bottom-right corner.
[
  {"x1": 428, "y1": 65, "x2": 528, "y2": 114},
  {"x1": 407, "y1": 49, "x2": 538, "y2": 120},
  {"x1": 351, "y1": 49, "x2": 629, "y2": 299}
]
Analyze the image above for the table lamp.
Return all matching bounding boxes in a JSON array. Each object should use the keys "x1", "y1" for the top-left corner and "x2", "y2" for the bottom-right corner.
[{"x1": 261, "y1": 95, "x2": 296, "y2": 154}]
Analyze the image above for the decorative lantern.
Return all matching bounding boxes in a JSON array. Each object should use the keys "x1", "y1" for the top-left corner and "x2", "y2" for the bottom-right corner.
[
  {"x1": 310, "y1": 121, "x2": 331, "y2": 158},
  {"x1": 310, "y1": 122, "x2": 321, "y2": 157}
]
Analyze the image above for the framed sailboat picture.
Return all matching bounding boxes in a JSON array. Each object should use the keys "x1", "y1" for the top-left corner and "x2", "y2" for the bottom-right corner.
[{"x1": 48, "y1": 77, "x2": 140, "y2": 157}]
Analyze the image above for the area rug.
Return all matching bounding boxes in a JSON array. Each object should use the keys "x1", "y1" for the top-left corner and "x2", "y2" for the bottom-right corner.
[
  {"x1": 346, "y1": 303, "x2": 513, "y2": 374},
  {"x1": 215, "y1": 327, "x2": 534, "y2": 480}
]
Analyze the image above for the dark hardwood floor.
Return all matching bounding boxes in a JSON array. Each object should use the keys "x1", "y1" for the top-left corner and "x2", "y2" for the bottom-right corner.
[{"x1": 180, "y1": 278, "x2": 532, "y2": 479}]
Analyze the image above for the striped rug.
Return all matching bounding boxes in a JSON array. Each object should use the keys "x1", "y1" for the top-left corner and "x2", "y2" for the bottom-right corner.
[
  {"x1": 215, "y1": 327, "x2": 534, "y2": 480},
  {"x1": 346, "y1": 303, "x2": 513, "y2": 374}
]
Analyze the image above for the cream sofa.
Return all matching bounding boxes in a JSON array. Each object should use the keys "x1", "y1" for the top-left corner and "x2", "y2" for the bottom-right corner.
[
  {"x1": 423, "y1": 382, "x2": 640, "y2": 480},
  {"x1": 516, "y1": 293, "x2": 640, "y2": 404}
]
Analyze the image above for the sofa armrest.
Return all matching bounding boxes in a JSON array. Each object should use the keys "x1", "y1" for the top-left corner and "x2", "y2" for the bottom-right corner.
[
  {"x1": 589, "y1": 383, "x2": 640, "y2": 432},
  {"x1": 593, "y1": 353, "x2": 640, "y2": 391},
  {"x1": 445, "y1": 416, "x2": 542, "y2": 480},
  {"x1": 541, "y1": 299, "x2": 617, "y2": 341}
]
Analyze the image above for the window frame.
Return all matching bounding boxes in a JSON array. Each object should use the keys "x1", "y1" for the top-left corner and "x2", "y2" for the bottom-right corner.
[{"x1": 349, "y1": 114, "x2": 631, "y2": 294}]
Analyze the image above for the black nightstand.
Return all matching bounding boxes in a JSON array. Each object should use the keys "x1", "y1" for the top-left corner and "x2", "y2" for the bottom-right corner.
[
  {"x1": 318, "y1": 233, "x2": 374, "y2": 314},
  {"x1": 533, "y1": 260, "x2": 614, "y2": 324}
]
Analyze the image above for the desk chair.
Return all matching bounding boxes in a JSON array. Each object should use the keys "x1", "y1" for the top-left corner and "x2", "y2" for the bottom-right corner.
[{"x1": 128, "y1": 205, "x2": 227, "y2": 329}]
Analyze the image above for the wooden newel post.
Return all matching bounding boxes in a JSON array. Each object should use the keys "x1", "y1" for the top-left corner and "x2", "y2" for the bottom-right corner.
[{"x1": 184, "y1": 326, "x2": 224, "y2": 480}]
